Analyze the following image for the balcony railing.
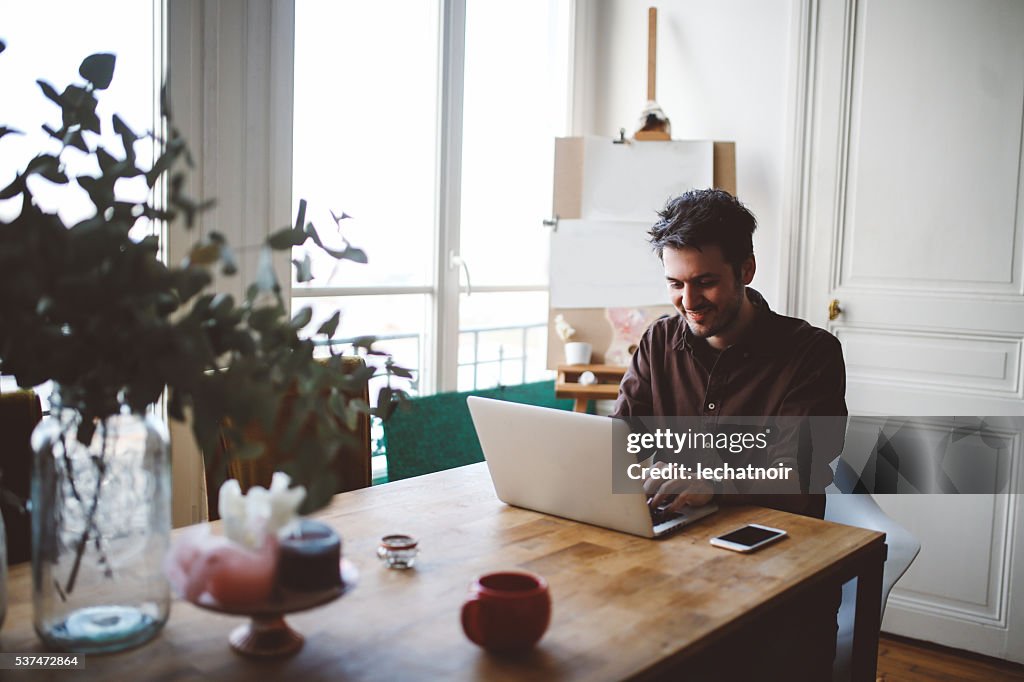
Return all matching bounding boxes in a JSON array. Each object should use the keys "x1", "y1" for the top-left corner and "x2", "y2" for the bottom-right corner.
[{"x1": 319, "y1": 322, "x2": 550, "y2": 394}]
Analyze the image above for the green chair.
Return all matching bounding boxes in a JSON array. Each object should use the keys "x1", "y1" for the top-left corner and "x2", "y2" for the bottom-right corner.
[{"x1": 382, "y1": 381, "x2": 573, "y2": 482}]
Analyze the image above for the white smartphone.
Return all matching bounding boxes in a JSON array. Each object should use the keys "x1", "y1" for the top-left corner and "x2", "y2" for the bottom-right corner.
[{"x1": 710, "y1": 524, "x2": 787, "y2": 553}]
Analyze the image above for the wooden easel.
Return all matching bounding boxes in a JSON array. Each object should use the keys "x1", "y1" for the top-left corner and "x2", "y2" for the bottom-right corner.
[{"x1": 634, "y1": 7, "x2": 671, "y2": 141}]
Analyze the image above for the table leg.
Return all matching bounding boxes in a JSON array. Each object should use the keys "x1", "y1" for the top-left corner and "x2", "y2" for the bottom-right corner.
[
  {"x1": 573, "y1": 398, "x2": 588, "y2": 413},
  {"x1": 851, "y1": 542, "x2": 886, "y2": 682}
]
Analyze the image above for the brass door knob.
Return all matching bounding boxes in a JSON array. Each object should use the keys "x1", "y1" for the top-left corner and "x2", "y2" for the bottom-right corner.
[{"x1": 828, "y1": 299, "x2": 842, "y2": 321}]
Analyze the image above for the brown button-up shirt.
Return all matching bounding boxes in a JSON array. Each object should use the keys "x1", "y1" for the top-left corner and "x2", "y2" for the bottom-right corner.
[{"x1": 612, "y1": 288, "x2": 847, "y2": 517}]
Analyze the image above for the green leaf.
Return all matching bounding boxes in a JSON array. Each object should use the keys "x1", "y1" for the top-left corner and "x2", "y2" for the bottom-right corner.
[
  {"x1": 0, "y1": 126, "x2": 22, "y2": 140},
  {"x1": 292, "y1": 253, "x2": 313, "y2": 283},
  {"x1": 289, "y1": 306, "x2": 313, "y2": 330},
  {"x1": 267, "y1": 226, "x2": 307, "y2": 250},
  {"x1": 0, "y1": 39, "x2": 5, "y2": 54},
  {"x1": 38, "y1": 165, "x2": 68, "y2": 184},
  {"x1": 373, "y1": 386, "x2": 397, "y2": 420},
  {"x1": 387, "y1": 364, "x2": 414, "y2": 379},
  {"x1": 26, "y1": 155, "x2": 67, "y2": 184},
  {"x1": 209, "y1": 293, "x2": 235, "y2": 319},
  {"x1": 60, "y1": 85, "x2": 100, "y2": 133},
  {"x1": 146, "y1": 148, "x2": 177, "y2": 188},
  {"x1": 294, "y1": 198, "x2": 307, "y2": 232},
  {"x1": 76, "y1": 174, "x2": 115, "y2": 208},
  {"x1": 41, "y1": 124, "x2": 63, "y2": 141},
  {"x1": 343, "y1": 246, "x2": 368, "y2": 264},
  {"x1": 96, "y1": 147, "x2": 116, "y2": 174},
  {"x1": 65, "y1": 129, "x2": 88, "y2": 152},
  {"x1": 316, "y1": 311, "x2": 340, "y2": 338},
  {"x1": 112, "y1": 114, "x2": 137, "y2": 142},
  {"x1": 172, "y1": 266, "x2": 212, "y2": 301},
  {"x1": 248, "y1": 306, "x2": 283, "y2": 333},
  {"x1": 79, "y1": 53, "x2": 116, "y2": 90},
  {"x1": 304, "y1": 222, "x2": 348, "y2": 259},
  {"x1": 36, "y1": 79, "x2": 62, "y2": 107},
  {"x1": 0, "y1": 174, "x2": 25, "y2": 200}
]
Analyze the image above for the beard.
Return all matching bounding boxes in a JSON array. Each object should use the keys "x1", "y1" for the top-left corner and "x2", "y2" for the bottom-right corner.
[{"x1": 683, "y1": 283, "x2": 745, "y2": 339}]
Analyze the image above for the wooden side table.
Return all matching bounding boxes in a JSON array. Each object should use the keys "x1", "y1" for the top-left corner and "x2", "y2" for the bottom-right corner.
[{"x1": 554, "y1": 364, "x2": 627, "y2": 413}]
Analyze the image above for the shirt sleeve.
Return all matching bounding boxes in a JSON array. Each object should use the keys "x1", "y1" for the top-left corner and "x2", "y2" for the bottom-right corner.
[
  {"x1": 779, "y1": 332, "x2": 848, "y2": 419},
  {"x1": 765, "y1": 332, "x2": 849, "y2": 496}
]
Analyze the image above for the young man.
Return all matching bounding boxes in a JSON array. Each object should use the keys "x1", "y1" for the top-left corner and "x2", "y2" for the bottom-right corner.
[
  {"x1": 612, "y1": 188, "x2": 847, "y2": 680},
  {"x1": 613, "y1": 188, "x2": 847, "y2": 518}
]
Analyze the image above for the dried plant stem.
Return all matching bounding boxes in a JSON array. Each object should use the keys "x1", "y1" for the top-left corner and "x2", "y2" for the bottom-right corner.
[{"x1": 62, "y1": 420, "x2": 111, "y2": 597}]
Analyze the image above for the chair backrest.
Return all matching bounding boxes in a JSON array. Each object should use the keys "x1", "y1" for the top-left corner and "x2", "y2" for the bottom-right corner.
[
  {"x1": 383, "y1": 380, "x2": 573, "y2": 482},
  {"x1": 0, "y1": 390, "x2": 43, "y2": 565},
  {"x1": 206, "y1": 356, "x2": 372, "y2": 520}
]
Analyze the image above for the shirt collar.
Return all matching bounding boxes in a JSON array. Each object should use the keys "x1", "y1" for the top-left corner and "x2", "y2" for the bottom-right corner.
[{"x1": 673, "y1": 287, "x2": 778, "y2": 357}]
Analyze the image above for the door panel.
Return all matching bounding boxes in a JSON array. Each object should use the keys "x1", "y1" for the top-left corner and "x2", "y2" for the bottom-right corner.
[{"x1": 799, "y1": 0, "x2": 1024, "y2": 661}]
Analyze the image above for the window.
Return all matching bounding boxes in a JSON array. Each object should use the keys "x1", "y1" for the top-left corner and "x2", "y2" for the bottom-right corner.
[
  {"x1": 0, "y1": 1, "x2": 162, "y2": 402},
  {"x1": 291, "y1": 0, "x2": 573, "y2": 402}
]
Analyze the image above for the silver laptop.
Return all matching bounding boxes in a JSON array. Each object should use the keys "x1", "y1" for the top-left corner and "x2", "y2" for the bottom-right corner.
[{"x1": 467, "y1": 396, "x2": 717, "y2": 538}]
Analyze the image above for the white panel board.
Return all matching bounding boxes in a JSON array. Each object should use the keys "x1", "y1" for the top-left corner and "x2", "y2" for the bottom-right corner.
[
  {"x1": 837, "y1": 329, "x2": 1021, "y2": 394},
  {"x1": 841, "y1": 0, "x2": 1024, "y2": 291},
  {"x1": 877, "y1": 494, "x2": 1005, "y2": 616},
  {"x1": 549, "y1": 219, "x2": 666, "y2": 308},
  {"x1": 578, "y1": 138, "x2": 714, "y2": 222}
]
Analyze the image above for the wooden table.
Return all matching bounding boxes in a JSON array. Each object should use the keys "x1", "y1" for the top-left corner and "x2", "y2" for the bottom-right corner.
[{"x1": 1, "y1": 464, "x2": 886, "y2": 681}]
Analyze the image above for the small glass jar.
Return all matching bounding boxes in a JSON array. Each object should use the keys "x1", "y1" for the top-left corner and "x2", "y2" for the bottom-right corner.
[{"x1": 377, "y1": 534, "x2": 418, "y2": 569}]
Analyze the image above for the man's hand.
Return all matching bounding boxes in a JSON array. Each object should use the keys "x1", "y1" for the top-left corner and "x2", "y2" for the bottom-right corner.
[{"x1": 642, "y1": 461, "x2": 715, "y2": 512}]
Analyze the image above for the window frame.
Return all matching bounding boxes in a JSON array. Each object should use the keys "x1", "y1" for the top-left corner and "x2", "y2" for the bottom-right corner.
[{"x1": 287, "y1": 0, "x2": 574, "y2": 394}]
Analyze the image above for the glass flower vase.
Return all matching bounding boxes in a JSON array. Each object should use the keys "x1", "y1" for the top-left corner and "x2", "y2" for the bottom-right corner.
[{"x1": 31, "y1": 407, "x2": 171, "y2": 653}]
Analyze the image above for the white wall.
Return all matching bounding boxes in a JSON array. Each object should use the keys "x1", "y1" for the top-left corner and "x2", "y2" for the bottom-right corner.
[{"x1": 574, "y1": 0, "x2": 795, "y2": 310}]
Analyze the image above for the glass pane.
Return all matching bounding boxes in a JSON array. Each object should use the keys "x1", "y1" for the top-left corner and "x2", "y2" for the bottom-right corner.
[
  {"x1": 457, "y1": 291, "x2": 551, "y2": 391},
  {"x1": 0, "y1": 3, "x2": 158, "y2": 228},
  {"x1": 0, "y1": 3, "x2": 157, "y2": 409},
  {"x1": 298, "y1": 294, "x2": 430, "y2": 399},
  {"x1": 297, "y1": 293, "x2": 429, "y2": 483},
  {"x1": 292, "y1": 0, "x2": 440, "y2": 288},
  {"x1": 459, "y1": 0, "x2": 572, "y2": 287}
]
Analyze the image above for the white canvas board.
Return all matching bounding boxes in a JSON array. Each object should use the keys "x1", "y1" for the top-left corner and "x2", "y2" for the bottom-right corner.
[
  {"x1": 549, "y1": 219, "x2": 668, "y2": 308},
  {"x1": 579, "y1": 137, "x2": 714, "y2": 222}
]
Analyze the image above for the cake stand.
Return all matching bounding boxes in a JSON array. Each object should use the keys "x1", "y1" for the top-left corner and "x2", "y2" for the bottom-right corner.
[{"x1": 187, "y1": 559, "x2": 358, "y2": 657}]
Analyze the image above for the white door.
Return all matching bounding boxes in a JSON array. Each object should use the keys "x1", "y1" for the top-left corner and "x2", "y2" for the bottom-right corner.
[{"x1": 794, "y1": 0, "x2": 1024, "y2": 661}]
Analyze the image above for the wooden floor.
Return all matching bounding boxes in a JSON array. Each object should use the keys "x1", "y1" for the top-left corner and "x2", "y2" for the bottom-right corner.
[{"x1": 877, "y1": 634, "x2": 1024, "y2": 681}]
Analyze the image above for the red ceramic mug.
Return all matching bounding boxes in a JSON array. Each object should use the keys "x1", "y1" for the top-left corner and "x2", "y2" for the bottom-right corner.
[{"x1": 461, "y1": 571, "x2": 551, "y2": 653}]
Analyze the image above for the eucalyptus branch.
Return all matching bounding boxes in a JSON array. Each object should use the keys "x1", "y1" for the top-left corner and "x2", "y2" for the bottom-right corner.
[{"x1": 0, "y1": 48, "x2": 414, "y2": 526}]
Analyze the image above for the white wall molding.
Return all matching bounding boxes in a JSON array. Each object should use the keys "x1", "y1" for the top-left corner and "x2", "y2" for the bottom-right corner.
[
  {"x1": 781, "y1": 0, "x2": 816, "y2": 317},
  {"x1": 165, "y1": 0, "x2": 295, "y2": 527}
]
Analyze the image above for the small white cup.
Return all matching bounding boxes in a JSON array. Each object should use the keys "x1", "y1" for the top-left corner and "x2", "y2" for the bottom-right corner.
[{"x1": 564, "y1": 341, "x2": 592, "y2": 365}]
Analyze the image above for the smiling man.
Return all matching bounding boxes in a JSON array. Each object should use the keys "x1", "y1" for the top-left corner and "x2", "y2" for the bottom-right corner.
[
  {"x1": 612, "y1": 188, "x2": 848, "y2": 519},
  {"x1": 612, "y1": 188, "x2": 848, "y2": 681}
]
